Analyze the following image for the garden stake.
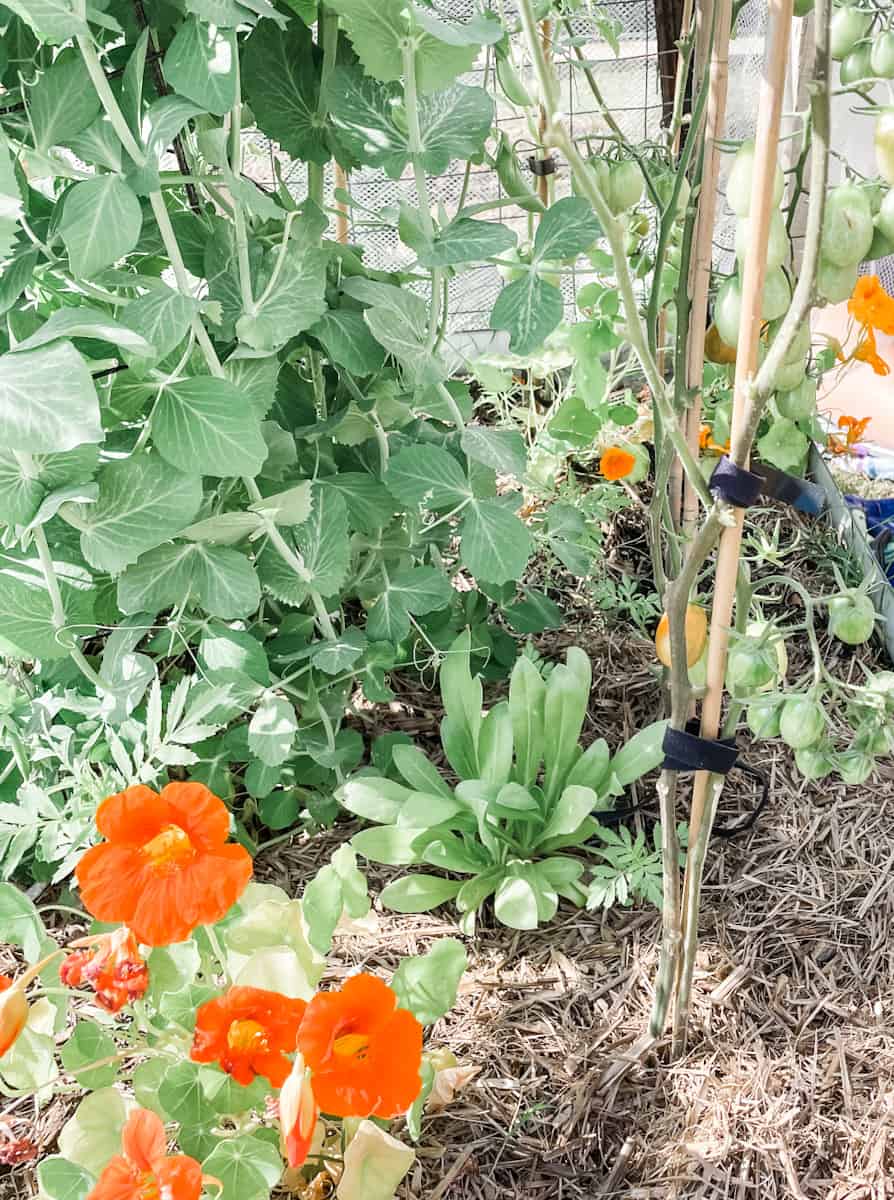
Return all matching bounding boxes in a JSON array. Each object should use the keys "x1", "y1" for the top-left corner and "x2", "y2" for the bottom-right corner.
[
  {"x1": 672, "y1": 0, "x2": 795, "y2": 1054},
  {"x1": 334, "y1": 163, "x2": 349, "y2": 245}
]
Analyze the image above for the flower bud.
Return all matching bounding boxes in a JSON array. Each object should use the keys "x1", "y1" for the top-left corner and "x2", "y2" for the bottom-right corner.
[{"x1": 0, "y1": 976, "x2": 28, "y2": 1058}]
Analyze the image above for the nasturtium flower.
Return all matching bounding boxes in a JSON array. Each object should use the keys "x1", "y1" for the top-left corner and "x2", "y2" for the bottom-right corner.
[
  {"x1": 848, "y1": 274, "x2": 894, "y2": 335},
  {"x1": 0, "y1": 975, "x2": 28, "y2": 1059},
  {"x1": 60, "y1": 927, "x2": 149, "y2": 1013},
  {"x1": 280, "y1": 1051, "x2": 319, "y2": 1168},
  {"x1": 87, "y1": 1108, "x2": 202, "y2": 1200},
  {"x1": 828, "y1": 413, "x2": 872, "y2": 454},
  {"x1": 599, "y1": 445, "x2": 637, "y2": 481},
  {"x1": 297, "y1": 974, "x2": 423, "y2": 1119},
  {"x1": 191, "y1": 986, "x2": 307, "y2": 1087},
  {"x1": 853, "y1": 326, "x2": 890, "y2": 376},
  {"x1": 75, "y1": 782, "x2": 253, "y2": 946}
]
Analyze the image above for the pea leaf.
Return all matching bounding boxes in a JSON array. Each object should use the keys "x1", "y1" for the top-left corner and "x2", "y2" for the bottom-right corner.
[
  {"x1": 10, "y1": 307, "x2": 152, "y2": 358},
  {"x1": 385, "y1": 445, "x2": 470, "y2": 508},
  {"x1": 0, "y1": 341, "x2": 102, "y2": 453},
  {"x1": 532, "y1": 196, "x2": 602, "y2": 261},
  {"x1": 0, "y1": 561, "x2": 91, "y2": 660},
  {"x1": 164, "y1": 18, "x2": 238, "y2": 116},
  {"x1": 248, "y1": 693, "x2": 297, "y2": 766},
  {"x1": 257, "y1": 485, "x2": 349, "y2": 604},
  {"x1": 59, "y1": 175, "x2": 143, "y2": 279},
  {"x1": 490, "y1": 273, "x2": 564, "y2": 355},
  {"x1": 0, "y1": 131, "x2": 23, "y2": 262},
  {"x1": 366, "y1": 565, "x2": 454, "y2": 642},
  {"x1": 460, "y1": 427, "x2": 526, "y2": 480},
  {"x1": 417, "y1": 216, "x2": 516, "y2": 268},
  {"x1": 460, "y1": 498, "x2": 533, "y2": 584},
  {"x1": 242, "y1": 17, "x2": 328, "y2": 164},
  {"x1": 118, "y1": 542, "x2": 261, "y2": 619},
  {"x1": 28, "y1": 56, "x2": 100, "y2": 151},
  {"x1": 120, "y1": 285, "x2": 199, "y2": 367},
  {"x1": 235, "y1": 236, "x2": 328, "y2": 352},
  {"x1": 309, "y1": 310, "x2": 386, "y2": 374},
  {"x1": 153, "y1": 377, "x2": 267, "y2": 477}
]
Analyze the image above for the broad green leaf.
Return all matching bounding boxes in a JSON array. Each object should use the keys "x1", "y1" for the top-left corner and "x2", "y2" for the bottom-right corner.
[
  {"x1": 608, "y1": 719, "x2": 669, "y2": 786},
  {"x1": 165, "y1": 18, "x2": 238, "y2": 116},
  {"x1": 351, "y1": 824, "x2": 422, "y2": 866},
  {"x1": 75, "y1": 453, "x2": 203, "y2": 574},
  {"x1": 542, "y1": 660, "x2": 590, "y2": 802},
  {"x1": 257, "y1": 485, "x2": 349, "y2": 605},
  {"x1": 566, "y1": 738, "x2": 611, "y2": 792},
  {"x1": 154, "y1": 377, "x2": 267, "y2": 477},
  {"x1": 494, "y1": 875, "x2": 539, "y2": 929},
  {"x1": 490, "y1": 273, "x2": 564, "y2": 355},
  {"x1": 119, "y1": 542, "x2": 261, "y2": 619},
  {"x1": 366, "y1": 565, "x2": 453, "y2": 642},
  {"x1": 460, "y1": 427, "x2": 526, "y2": 480},
  {"x1": 302, "y1": 862, "x2": 343, "y2": 955},
  {"x1": 64, "y1": 114, "x2": 123, "y2": 171},
  {"x1": 364, "y1": 305, "x2": 446, "y2": 387},
  {"x1": 179, "y1": 512, "x2": 261, "y2": 544},
  {"x1": 339, "y1": 777, "x2": 413, "y2": 824},
  {"x1": 120, "y1": 285, "x2": 199, "y2": 367},
  {"x1": 509, "y1": 655, "x2": 545, "y2": 787},
  {"x1": 415, "y1": 83, "x2": 494, "y2": 174},
  {"x1": 379, "y1": 874, "x2": 462, "y2": 913},
  {"x1": 200, "y1": 623, "x2": 270, "y2": 685},
  {"x1": 186, "y1": 0, "x2": 285, "y2": 23},
  {"x1": 385, "y1": 445, "x2": 470, "y2": 508},
  {"x1": 539, "y1": 784, "x2": 598, "y2": 842},
  {"x1": 391, "y1": 744, "x2": 453, "y2": 799},
  {"x1": 59, "y1": 175, "x2": 142, "y2": 278},
  {"x1": 391, "y1": 938, "x2": 466, "y2": 1025},
  {"x1": 120, "y1": 29, "x2": 149, "y2": 140},
  {"x1": 311, "y1": 627, "x2": 366, "y2": 674},
  {"x1": 0, "y1": 449, "x2": 45, "y2": 525},
  {"x1": 235, "y1": 235, "x2": 328, "y2": 352},
  {"x1": 201, "y1": 1135, "x2": 284, "y2": 1200},
  {"x1": 58, "y1": 1089, "x2": 131, "y2": 1178},
  {"x1": 504, "y1": 589, "x2": 563, "y2": 634},
  {"x1": 60, "y1": 1022, "x2": 118, "y2": 1089},
  {"x1": 0, "y1": 246, "x2": 39, "y2": 318},
  {"x1": 309, "y1": 310, "x2": 386, "y2": 374},
  {"x1": 242, "y1": 18, "x2": 328, "y2": 164},
  {"x1": 248, "y1": 481, "x2": 312, "y2": 526},
  {"x1": 0, "y1": 131, "x2": 23, "y2": 262},
  {"x1": 158, "y1": 1061, "x2": 217, "y2": 1128},
  {"x1": 757, "y1": 417, "x2": 809, "y2": 475},
  {"x1": 0, "y1": 561, "x2": 90, "y2": 660},
  {"x1": 318, "y1": 473, "x2": 394, "y2": 534},
  {"x1": 28, "y1": 56, "x2": 100, "y2": 151},
  {"x1": 0, "y1": 882, "x2": 45, "y2": 959},
  {"x1": 248, "y1": 693, "x2": 297, "y2": 766},
  {"x1": 532, "y1": 196, "x2": 601, "y2": 261},
  {"x1": 10, "y1": 307, "x2": 152, "y2": 358},
  {"x1": 0, "y1": 342, "x2": 101, "y2": 452},
  {"x1": 418, "y1": 217, "x2": 515, "y2": 268},
  {"x1": 338, "y1": 1121, "x2": 415, "y2": 1200},
  {"x1": 37, "y1": 1157, "x2": 94, "y2": 1200},
  {"x1": 223, "y1": 352, "x2": 281, "y2": 417},
  {"x1": 460, "y1": 498, "x2": 533, "y2": 585}
]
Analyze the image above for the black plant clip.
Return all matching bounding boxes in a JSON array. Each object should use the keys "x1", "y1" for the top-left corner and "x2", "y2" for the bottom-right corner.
[
  {"x1": 662, "y1": 721, "x2": 770, "y2": 839},
  {"x1": 528, "y1": 155, "x2": 558, "y2": 176}
]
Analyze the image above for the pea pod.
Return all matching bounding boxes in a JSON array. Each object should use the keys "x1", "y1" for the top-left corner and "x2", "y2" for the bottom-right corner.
[
  {"x1": 495, "y1": 49, "x2": 533, "y2": 108},
  {"x1": 493, "y1": 132, "x2": 544, "y2": 214}
]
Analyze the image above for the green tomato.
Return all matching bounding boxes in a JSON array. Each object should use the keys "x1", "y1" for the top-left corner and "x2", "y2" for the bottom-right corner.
[
  {"x1": 827, "y1": 591, "x2": 875, "y2": 644},
  {"x1": 609, "y1": 160, "x2": 644, "y2": 214},
  {"x1": 776, "y1": 376, "x2": 817, "y2": 421},
  {"x1": 876, "y1": 108, "x2": 894, "y2": 186},
  {"x1": 666, "y1": 241, "x2": 682, "y2": 269},
  {"x1": 871, "y1": 30, "x2": 894, "y2": 78},
  {"x1": 727, "y1": 638, "x2": 778, "y2": 693},
  {"x1": 713, "y1": 274, "x2": 742, "y2": 348},
  {"x1": 817, "y1": 255, "x2": 859, "y2": 303},
  {"x1": 726, "y1": 139, "x2": 784, "y2": 218},
  {"x1": 876, "y1": 189, "x2": 894, "y2": 241},
  {"x1": 821, "y1": 182, "x2": 874, "y2": 267},
  {"x1": 867, "y1": 224, "x2": 894, "y2": 261},
  {"x1": 840, "y1": 42, "x2": 874, "y2": 88},
  {"x1": 735, "y1": 208, "x2": 790, "y2": 270},
  {"x1": 763, "y1": 266, "x2": 792, "y2": 321},
  {"x1": 795, "y1": 743, "x2": 834, "y2": 780},
  {"x1": 779, "y1": 696, "x2": 826, "y2": 749},
  {"x1": 630, "y1": 211, "x2": 650, "y2": 237},
  {"x1": 711, "y1": 399, "x2": 733, "y2": 446},
  {"x1": 830, "y1": 5, "x2": 872, "y2": 61},
  {"x1": 835, "y1": 748, "x2": 875, "y2": 785},
  {"x1": 746, "y1": 698, "x2": 782, "y2": 738}
]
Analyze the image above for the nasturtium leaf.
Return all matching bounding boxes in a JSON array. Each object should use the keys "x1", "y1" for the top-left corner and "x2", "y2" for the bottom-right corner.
[
  {"x1": 10, "y1": 307, "x2": 152, "y2": 358},
  {"x1": 164, "y1": 17, "x2": 238, "y2": 115},
  {"x1": 201, "y1": 1135, "x2": 284, "y2": 1200},
  {"x1": 532, "y1": 196, "x2": 602, "y2": 261},
  {"x1": 257, "y1": 485, "x2": 349, "y2": 605},
  {"x1": 75, "y1": 454, "x2": 202, "y2": 575},
  {"x1": 242, "y1": 18, "x2": 328, "y2": 164},
  {"x1": 0, "y1": 341, "x2": 101, "y2": 453},
  {"x1": 757, "y1": 417, "x2": 809, "y2": 474},
  {"x1": 59, "y1": 175, "x2": 143, "y2": 279},
  {"x1": 58, "y1": 1089, "x2": 131, "y2": 1178},
  {"x1": 309, "y1": 310, "x2": 386, "y2": 374},
  {"x1": 154, "y1": 377, "x2": 267, "y2": 477},
  {"x1": 461, "y1": 427, "x2": 526, "y2": 480},
  {"x1": 60, "y1": 1022, "x2": 118, "y2": 1089},
  {"x1": 379, "y1": 874, "x2": 463, "y2": 913},
  {"x1": 385, "y1": 445, "x2": 470, "y2": 508},
  {"x1": 391, "y1": 938, "x2": 467, "y2": 1025},
  {"x1": 37, "y1": 1156, "x2": 94, "y2": 1200},
  {"x1": 490, "y1": 273, "x2": 564, "y2": 355},
  {"x1": 158, "y1": 1061, "x2": 217, "y2": 1128},
  {"x1": 548, "y1": 394, "x2": 601, "y2": 450},
  {"x1": 120, "y1": 285, "x2": 199, "y2": 367},
  {"x1": 366, "y1": 566, "x2": 454, "y2": 643},
  {"x1": 28, "y1": 56, "x2": 100, "y2": 151},
  {"x1": 418, "y1": 217, "x2": 516, "y2": 268},
  {"x1": 460, "y1": 498, "x2": 533, "y2": 584},
  {"x1": 248, "y1": 693, "x2": 298, "y2": 766}
]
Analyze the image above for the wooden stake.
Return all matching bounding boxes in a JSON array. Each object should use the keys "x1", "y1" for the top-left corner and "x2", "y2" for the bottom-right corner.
[
  {"x1": 673, "y1": 0, "x2": 795, "y2": 1051},
  {"x1": 680, "y1": 0, "x2": 733, "y2": 535},
  {"x1": 536, "y1": 19, "x2": 553, "y2": 208},
  {"x1": 333, "y1": 162, "x2": 349, "y2": 245}
]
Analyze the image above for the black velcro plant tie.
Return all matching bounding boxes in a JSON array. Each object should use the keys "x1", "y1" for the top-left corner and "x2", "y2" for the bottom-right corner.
[
  {"x1": 752, "y1": 463, "x2": 826, "y2": 516},
  {"x1": 662, "y1": 722, "x2": 770, "y2": 839},
  {"x1": 709, "y1": 456, "x2": 763, "y2": 508},
  {"x1": 528, "y1": 155, "x2": 557, "y2": 176}
]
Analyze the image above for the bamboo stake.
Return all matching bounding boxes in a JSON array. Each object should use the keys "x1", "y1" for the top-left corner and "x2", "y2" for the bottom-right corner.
[
  {"x1": 672, "y1": 0, "x2": 795, "y2": 1053},
  {"x1": 536, "y1": 20, "x2": 553, "y2": 208},
  {"x1": 333, "y1": 162, "x2": 349, "y2": 245},
  {"x1": 680, "y1": 0, "x2": 733, "y2": 536}
]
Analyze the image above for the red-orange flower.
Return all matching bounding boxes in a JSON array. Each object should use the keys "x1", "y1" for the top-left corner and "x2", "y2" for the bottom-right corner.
[
  {"x1": 75, "y1": 782, "x2": 253, "y2": 946},
  {"x1": 848, "y1": 274, "x2": 894, "y2": 335},
  {"x1": 191, "y1": 986, "x2": 307, "y2": 1088},
  {"x1": 60, "y1": 927, "x2": 149, "y2": 1013},
  {"x1": 87, "y1": 1108, "x2": 202, "y2": 1200},
  {"x1": 853, "y1": 326, "x2": 890, "y2": 376},
  {"x1": 280, "y1": 1052, "x2": 319, "y2": 1168},
  {"x1": 0, "y1": 975, "x2": 27, "y2": 1059},
  {"x1": 297, "y1": 974, "x2": 422, "y2": 1118},
  {"x1": 599, "y1": 446, "x2": 636, "y2": 481},
  {"x1": 828, "y1": 412, "x2": 872, "y2": 454}
]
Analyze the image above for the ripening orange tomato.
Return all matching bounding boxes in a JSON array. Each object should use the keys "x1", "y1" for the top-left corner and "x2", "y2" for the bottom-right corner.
[{"x1": 655, "y1": 604, "x2": 708, "y2": 668}]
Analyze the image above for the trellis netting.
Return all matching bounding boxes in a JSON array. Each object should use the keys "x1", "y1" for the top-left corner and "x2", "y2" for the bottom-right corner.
[{"x1": 242, "y1": 0, "x2": 770, "y2": 334}]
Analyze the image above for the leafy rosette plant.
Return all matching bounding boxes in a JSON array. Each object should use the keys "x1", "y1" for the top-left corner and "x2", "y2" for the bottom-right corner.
[
  {"x1": 342, "y1": 631, "x2": 668, "y2": 931},
  {"x1": 0, "y1": 781, "x2": 468, "y2": 1200}
]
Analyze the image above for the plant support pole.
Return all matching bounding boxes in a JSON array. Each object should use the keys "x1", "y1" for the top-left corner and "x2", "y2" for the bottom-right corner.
[{"x1": 672, "y1": 0, "x2": 795, "y2": 1053}]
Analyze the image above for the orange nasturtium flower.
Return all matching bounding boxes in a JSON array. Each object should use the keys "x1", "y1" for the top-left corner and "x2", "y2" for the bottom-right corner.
[
  {"x1": 297, "y1": 974, "x2": 423, "y2": 1119},
  {"x1": 853, "y1": 325, "x2": 890, "y2": 376},
  {"x1": 280, "y1": 1052, "x2": 319, "y2": 1168},
  {"x1": 60, "y1": 927, "x2": 149, "y2": 1013},
  {"x1": 87, "y1": 1108, "x2": 203, "y2": 1200},
  {"x1": 191, "y1": 986, "x2": 307, "y2": 1088},
  {"x1": 0, "y1": 975, "x2": 28, "y2": 1059},
  {"x1": 698, "y1": 424, "x2": 730, "y2": 455},
  {"x1": 599, "y1": 445, "x2": 636, "y2": 481},
  {"x1": 848, "y1": 275, "x2": 894, "y2": 336},
  {"x1": 828, "y1": 413, "x2": 872, "y2": 455},
  {"x1": 75, "y1": 782, "x2": 253, "y2": 946}
]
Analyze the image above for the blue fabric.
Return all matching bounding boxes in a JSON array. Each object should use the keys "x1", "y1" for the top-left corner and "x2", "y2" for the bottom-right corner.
[{"x1": 845, "y1": 495, "x2": 894, "y2": 581}]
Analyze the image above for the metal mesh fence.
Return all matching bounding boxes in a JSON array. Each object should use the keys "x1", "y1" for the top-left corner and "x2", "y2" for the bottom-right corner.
[{"x1": 243, "y1": 0, "x2": 770, "y2": 333}]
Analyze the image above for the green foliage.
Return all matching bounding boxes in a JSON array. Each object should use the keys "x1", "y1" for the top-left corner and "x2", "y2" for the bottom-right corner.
[{"x1": 345, "y1": 631, "x2": 668, "y2": 931}]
